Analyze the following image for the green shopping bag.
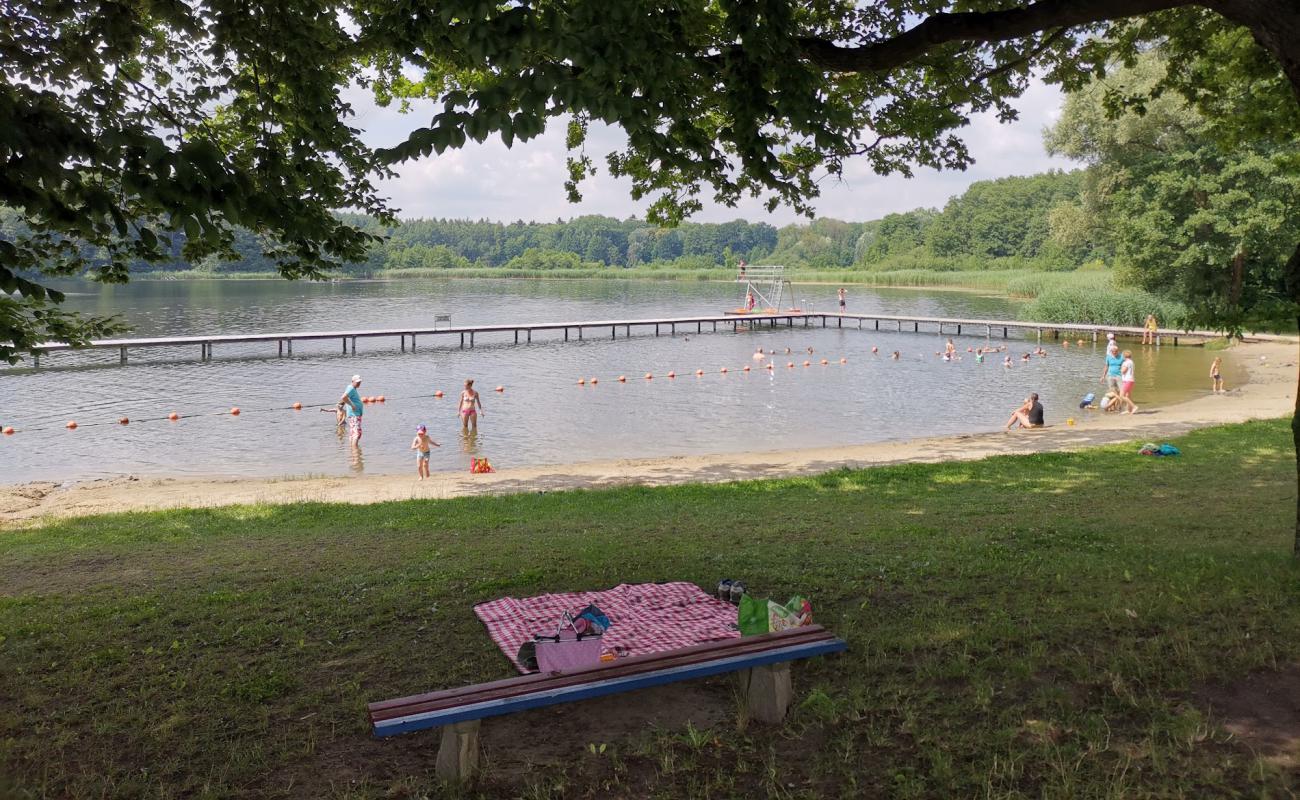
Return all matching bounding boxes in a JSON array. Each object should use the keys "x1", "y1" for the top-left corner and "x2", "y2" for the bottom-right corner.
[{"x1": 738, "y1": 593, "x2": 769, "y2": 636}]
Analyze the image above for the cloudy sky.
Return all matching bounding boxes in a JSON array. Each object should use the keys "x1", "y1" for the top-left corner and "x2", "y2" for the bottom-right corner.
[{"x1": 345, "y1": 78, "x2": 1075, "y2": 226}]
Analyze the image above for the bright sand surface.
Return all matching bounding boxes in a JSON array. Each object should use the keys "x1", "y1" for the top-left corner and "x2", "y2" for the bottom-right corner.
[{"x1": 2, "y1": 339, "x2": 1294, "y2": 526}]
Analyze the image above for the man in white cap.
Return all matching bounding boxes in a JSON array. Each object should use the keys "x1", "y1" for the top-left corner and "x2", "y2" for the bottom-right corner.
[{"x1": 340, "y1": 374, "x2": 364, "y2": 445}]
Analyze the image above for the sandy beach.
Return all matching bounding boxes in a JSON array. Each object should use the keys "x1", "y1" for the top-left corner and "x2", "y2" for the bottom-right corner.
[{"x1": 2, "y1": 339, "x2": 1294, "y2": 525}]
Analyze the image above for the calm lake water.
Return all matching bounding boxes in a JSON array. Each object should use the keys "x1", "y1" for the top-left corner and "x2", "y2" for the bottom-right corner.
[{"x1": 0, "y1": 278, "x2": 1232, "y2": 483}]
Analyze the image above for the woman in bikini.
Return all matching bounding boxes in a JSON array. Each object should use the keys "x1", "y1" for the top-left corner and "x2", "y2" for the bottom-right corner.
[{"x1": 459, "y1": 379, "x2": 483, "y2": 433}]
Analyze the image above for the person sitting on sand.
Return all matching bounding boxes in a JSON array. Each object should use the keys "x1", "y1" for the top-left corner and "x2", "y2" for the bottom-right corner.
[
  {"x1": 1099, "y1": 390, "x2": 1120, "y2": 412},
  {"x1": 1005, "y1": 393, "x2": 1045, "y2": 431}
]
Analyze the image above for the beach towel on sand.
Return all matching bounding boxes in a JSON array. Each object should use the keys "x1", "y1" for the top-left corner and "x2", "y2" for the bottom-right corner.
[{"x1": 475, "y1": 582, "x2": 739, "y2": 673}]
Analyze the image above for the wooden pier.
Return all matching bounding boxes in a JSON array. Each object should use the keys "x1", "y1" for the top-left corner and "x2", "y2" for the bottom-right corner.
[{"x1": 25, "y1": 311, "x2": 1236, "y2": 367}]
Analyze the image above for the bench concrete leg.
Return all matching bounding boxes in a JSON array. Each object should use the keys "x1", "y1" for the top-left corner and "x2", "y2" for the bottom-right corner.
[
  {"x1": 436, "y1": 719, "x2": 480, "y2": 782},
  {"x1": 745, "y1": 663, "x2": 792, "y2": 724}
]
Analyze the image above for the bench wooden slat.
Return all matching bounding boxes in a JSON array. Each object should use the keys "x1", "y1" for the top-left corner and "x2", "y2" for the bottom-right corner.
[
  {"x1": 372, "y1": 637, "x2": 846, "y2": 737},
  {"x1": 369, "y1": 626, "x2": 833, "y2": 720}
]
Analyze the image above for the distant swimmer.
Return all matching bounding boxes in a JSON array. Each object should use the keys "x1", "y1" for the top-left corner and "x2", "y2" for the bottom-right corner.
[
  {"x1": 891, "y1": 351, "x2": 900, "y2": 360},
  {"x1": 1004, "y1": 355, "x2": 1013, "y2": 368},
  {"x1": 753, "y1": 347, "x2": 767, "y2": 360},
  {"x1": 945, "y1": 338, "x2": 956, "y2": 357}
]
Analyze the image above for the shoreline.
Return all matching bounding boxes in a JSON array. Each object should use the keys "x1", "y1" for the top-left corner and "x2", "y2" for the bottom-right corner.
[{"x1": 2, "y1": 339, "x2": 1293, "y2": 526}]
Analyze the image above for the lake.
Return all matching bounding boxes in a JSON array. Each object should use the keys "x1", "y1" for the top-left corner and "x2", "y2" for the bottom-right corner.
[{"x1": 0, "y1": 278, "x2": 1230, "y2": 483}]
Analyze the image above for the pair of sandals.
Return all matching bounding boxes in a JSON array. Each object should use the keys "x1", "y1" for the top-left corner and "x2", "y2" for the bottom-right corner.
[{"x1": 716, "y1": 579, "x2": 747, "y2": 605}]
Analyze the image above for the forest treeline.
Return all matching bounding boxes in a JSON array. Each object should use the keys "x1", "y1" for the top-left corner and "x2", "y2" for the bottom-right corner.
[{"x1": 1, "y1": 169, "x2": 1096, "y2": 276}]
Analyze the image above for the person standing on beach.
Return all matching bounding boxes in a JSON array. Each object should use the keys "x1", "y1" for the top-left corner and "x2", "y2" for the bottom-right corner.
[
  {"x1": 340, "y1": 374, "x2": 364, "y2": 445},
  {"x1": 459, "y1": 379, "x2": 483, "y2": 433},
  {"x1": 410, "y1": 424, "x2": 440, "y2": 479},
  {"x1": 1210, "y1": 357, "x2": 1225, "y2": 393},
  {"x1": 838, "y1": 287, "x2": 846, "y2": 311},
  {"x1": 1118, "y1": 350, "x2": 1139, "y2": 414},
  {"x1": 1100, "y1": 343, "x2": 1124, "y2": 395}
]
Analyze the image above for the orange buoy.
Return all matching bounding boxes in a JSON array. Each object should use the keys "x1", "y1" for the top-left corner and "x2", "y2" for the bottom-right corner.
[
  {"x1": 787, "y1": 362, "x2": 795, "y2": 368},
  {"x1": 230, "y1": 407, "x2": 240, "y2": 416},
  {"x1": 667, "y1": 371, "x2": 676, "y2": 378},
  {"x1": 840, "y1": 358, "x2": 847, "y2": 364},
  {"x1": 871, "y1": 346, "x2": 878, "y2": 353},
  {"x1": 820, "y1": 359, "x2": 828, "y2": 365},
  {"x1": 494, "y1": 386, "x2": 504, "y2": 393},
  {"x1": 695, "y1": 369, "x2": 704, "y2": 376},
  {"x1": 742, "y1": 365, "x2": 751, "y2": 372},
  {"x1": 119, "y1": 417, "x2": 129, "y2": 425},
  {"x1": 618, "y1": 375, "x2": 626, "y2": 382},
  {"x1": 644, "y1": 373, "x2": 653, "y2": 380},
  {"x1": 377, "y1": 395, "x2": 386, "y2": 402},
  {"x1": 434, "y1": 390, "x2": 444, "y2": 398},
  {"x1": 168, "y1": 412, "x2": 180, "y2": 421},
  {"x1": 2, "y1": 427, "x2": 13, "y2": 435},
  {"x1": 66, "y1": 421, "x2": 78, "y2": 430},
  {"x1": 720, "y1": 367, "x2": 728, "y2": 373},
  {"x1": 765, "y1": 364, "x2": 774, "y2": 370},
  {"x1": 291, "y1": 403, "x2": 302, "y2": 411},
  {"x1": 578, "y1": 378, "x2": 586, "y2": 385},
  {"x1": 589, "y1": 378, "x2": 598, "y2": 385}
]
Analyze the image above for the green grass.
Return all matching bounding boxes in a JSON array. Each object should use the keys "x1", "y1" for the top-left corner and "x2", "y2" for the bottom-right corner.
[{"x1": 2, "y1": 420, "x2": 1296, "y2": 798}]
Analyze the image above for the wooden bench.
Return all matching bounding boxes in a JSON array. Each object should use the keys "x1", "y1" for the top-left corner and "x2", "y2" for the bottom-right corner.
[{"x1": 368, "y1": 625, "x2": 846, "y2": 781}]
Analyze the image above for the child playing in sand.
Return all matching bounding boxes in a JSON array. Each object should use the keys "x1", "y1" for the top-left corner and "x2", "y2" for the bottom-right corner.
[
  {"x1": 1210, "y1": 357, "x2": 1224, "y2": 393},
  {"x1": 410, "y1": 424, "x2": 440, "y2": 479}
]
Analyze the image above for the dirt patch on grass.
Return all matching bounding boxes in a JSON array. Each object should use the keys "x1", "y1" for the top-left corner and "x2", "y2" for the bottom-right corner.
[
  {"x1": 1200, "y1": 663, "x2": 1300, "y2": 769},
  {"x1": 298, "y1": 681, "x2": 734, "y2": 796}
]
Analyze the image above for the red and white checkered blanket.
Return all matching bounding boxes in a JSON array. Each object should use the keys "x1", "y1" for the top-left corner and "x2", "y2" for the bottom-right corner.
[{"x1": 474, "y1": 582, "x2": 741, "y2": 673}]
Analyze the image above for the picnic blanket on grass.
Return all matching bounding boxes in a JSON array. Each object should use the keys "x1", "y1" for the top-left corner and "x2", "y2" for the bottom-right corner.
[{"x1": 474, "y1": 582, "x2": 740, "y2": 673}]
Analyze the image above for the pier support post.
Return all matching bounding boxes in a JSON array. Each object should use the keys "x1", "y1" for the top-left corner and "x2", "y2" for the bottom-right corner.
[
  {"x1": 1003, "y1": 327, "x2": 1008, "y2": 338},
  {"x1": 1093, "y1": 331, "x2": 1098, "y2": 343},
  {"x1": 914, "y1": 322, "x2": 918, "y2": 332},
  {"x1": 837, "y1": 317, "x2": 841, "y2": 328},
  {"x1": 119, "y1": 346, "x2": 127, "y2": 365},
  {"x1": 957, "y1": 324, "x2": 962, "y2": 335},
  {"x1": 279, "y1": 340, "x2": 283, "y2": 357},
  {"x1": 342, "y1": 338, "x2": 346, "y2": 354},
  {"x1": 577, "y1": 328, "x2": 581, "y2": 340},
  {"x1": 33, "y1": 352, "x2": 39, "y2": 368},
  {"x1": 1037, "y1": 329, "x2": 1042, "y2": 343},
  {"x1": 411, "y1": 335, "x2": 416, "y2": 351},
  {"x1": 351, "y1": 336, "x2": 357, "y2": 355},
  {"x1": 461, "y1": 332, "x2": 466, "y2": 348},
  {"x1": 654, "y1": 324, "x2": 659, "y2": 336},
  {"x1": 712, "y1": 321, "x2": 717, "y2": 332},
  {"x1": 875, "y1": 320, "x2": 879, "y2": 331},
  {"x1": 671, "y1": 323, "x2": 675, "y2": 335},
  {"x1": 401, "y1": 335, "x2": 406, "y2": 352},
  {"x1": 612, "y1": 326, "x2": 616, "y2": 340},
  {"x1": 564, "y1": 328, "x2": 569, "y2": 341},
  {"x1": 697, "y1": 322, "x2": 702, "y2": 333},
  {"x1": 470, "y1": 332, "x2": 475, "y2": 347},
  {"x1": 526, "y1": 330, "x2": 531, "y2": 343},
  {"x1": 288, "y1": 340, "x2": 292, "y2": 356}
]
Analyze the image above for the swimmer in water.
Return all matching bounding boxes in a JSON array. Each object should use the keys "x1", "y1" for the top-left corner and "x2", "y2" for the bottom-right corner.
[
  {"x1": 753, "y1": 347, "x2": 766, "y2": 360},
  {"x1": 945, "y1": 338, "x2": 956, "y2": 357},
  {"x1": 891, "y1": 351, "x2": 900, "y2": 360},
  {"x1": 1004, "y1": 355, "x2": 1013, "y2": 368}
]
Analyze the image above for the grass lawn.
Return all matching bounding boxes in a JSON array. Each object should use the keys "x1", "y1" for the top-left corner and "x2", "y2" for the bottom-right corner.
[{"x1": 1, "y1": 419, "x2": 1297, "y2": 799}]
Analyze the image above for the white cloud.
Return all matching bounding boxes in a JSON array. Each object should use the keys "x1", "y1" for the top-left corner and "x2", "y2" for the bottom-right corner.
[{"x1": 348, "y1": 78, "x2": 1075, "y2": 225}]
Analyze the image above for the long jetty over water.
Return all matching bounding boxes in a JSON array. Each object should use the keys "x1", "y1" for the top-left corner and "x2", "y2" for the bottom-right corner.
[{"x1": 28, "y1": 312, "x2": 1230, "y2": 366}]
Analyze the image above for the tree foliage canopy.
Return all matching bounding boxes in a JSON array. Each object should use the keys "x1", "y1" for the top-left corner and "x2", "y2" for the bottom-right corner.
[{"x1": 2, "y1": 0, "x2": 1299, "y2": 361}]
